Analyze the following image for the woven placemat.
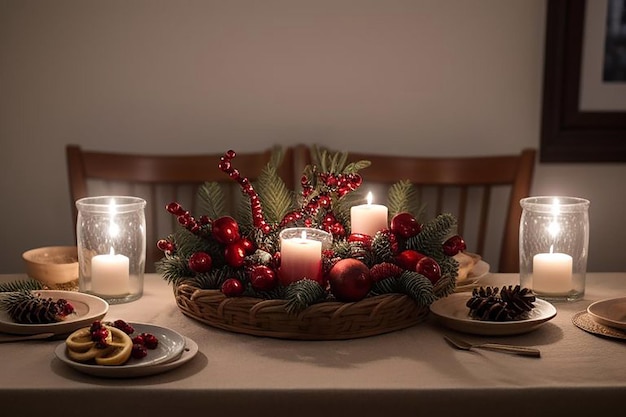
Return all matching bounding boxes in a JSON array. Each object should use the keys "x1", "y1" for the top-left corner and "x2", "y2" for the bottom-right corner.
[{"x1": 572, "y1": 311, "x2": 626, "y2": 340}]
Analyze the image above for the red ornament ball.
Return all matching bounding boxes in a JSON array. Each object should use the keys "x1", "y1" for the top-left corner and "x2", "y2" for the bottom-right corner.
[
  {"x1": 394, "y1": 249, "x2": 426, "y2": 270},
  {"x1": 188, "y1": 252, "x2": 213, "y2": 273},
  {"x1": 249, "y1": 265, "x2": 278, "y2": 291},
  {"x1": 240, "y1": 237, "x2": 256, "y2": 254},
  {"x1": 221, "y1": 278, "x2": 245, "y2": 297},
  {"x1": 327, "y1": 258, "x2": 372, "y2": 302},
  {"x1": 416, "y1": 256, "x2": 442, "y2": 285},
  {"x1": 443, "y1": 235, "x2": 467, "y2": 256},
  {"x1": 390, "y1": 212, "x2": 422, "y2": 238},
  {"x1": 224, "y1": 241, "x2": 246, "y2": 267},
  {"x1": 212, "y1": 216, "x2": 240, "y2": 244}
]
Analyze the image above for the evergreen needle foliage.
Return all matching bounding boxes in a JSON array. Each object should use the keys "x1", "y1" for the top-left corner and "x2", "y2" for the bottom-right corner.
[
  {"x1": 285, "y1": 279, "x2": 326, "y2": 314},
  {"x1": 197, "y1": 182, "x2": 227, "y2": 220},
  {"x1": 387, "y1": 180, "x2": 425, "y2": 219},
  {"x1": 0, "y1": 280, "x2": 44, "y2": 293}
]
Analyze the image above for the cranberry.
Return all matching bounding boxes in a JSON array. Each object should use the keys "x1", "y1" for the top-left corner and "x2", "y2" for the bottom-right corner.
[
  {"x1": 141, "y1": 333, "x2": 159, "y2": 349},
  {"x1": 113, "y1": 319, "x2": 134, "y2": 335},
  {"x1": 132, "y1": 334, "x2": 145, "y2": 345},
  {"x1": 131, "y1": 343, "x2": 148, "y2": 359}
]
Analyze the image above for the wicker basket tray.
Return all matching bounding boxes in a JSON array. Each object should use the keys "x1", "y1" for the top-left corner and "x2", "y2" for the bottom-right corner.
[{"x1": 174, "y1": 281, "x2": 430, "y2": 340}]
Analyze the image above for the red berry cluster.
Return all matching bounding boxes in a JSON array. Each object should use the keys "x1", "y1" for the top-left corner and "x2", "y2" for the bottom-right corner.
[
  {"x1": 131, "y1": 332, "x2": 159, "y2": 359},
  {"x1": 279, "y1": 172, "x2": 362, "y2": 237},
  {"x1": 56, "y1": 298, "x2": 75, "y2": 318},
  {"x1": 219, "y1": 150, "x2": 271, "y2": 235},
  {"x1": 89, "y1": 320, "x2": 110, "y2": 348},
  {"x1": 110, "y1": 319, "x2": 159, "y2": 360}
]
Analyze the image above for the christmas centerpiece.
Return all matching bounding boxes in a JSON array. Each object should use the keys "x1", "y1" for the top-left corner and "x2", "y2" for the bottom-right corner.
[{"x1": 156, "y1": 146, "x2": 466, "y2": 340}]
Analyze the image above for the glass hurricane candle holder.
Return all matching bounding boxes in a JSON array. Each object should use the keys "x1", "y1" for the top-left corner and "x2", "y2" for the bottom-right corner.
[
  {"x1": 278, "y1": 227, "x2": 332, "y2": 286},
  {"x1": 76, "y1": 196, "x2": 146, "y2": 304},
  {"x1": 519, "y1": 196, "x2": 590, "y2": 301}
]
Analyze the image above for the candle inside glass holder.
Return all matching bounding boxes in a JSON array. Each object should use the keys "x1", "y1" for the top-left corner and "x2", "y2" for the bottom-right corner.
[
  {"x1": 76, "y1": 196, "x2": 146, "y2": 304},
  {"x1": 519, "y1": 196, "x2": 589, "y2": 301},
  {"x1": 278, "y1": 228, "x2": 332, "y2": 286}
]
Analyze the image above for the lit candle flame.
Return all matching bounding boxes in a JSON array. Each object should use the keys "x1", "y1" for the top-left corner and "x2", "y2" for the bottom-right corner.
[{"x1": 366, "y1": 191, "x2": 373, "y2": 205}]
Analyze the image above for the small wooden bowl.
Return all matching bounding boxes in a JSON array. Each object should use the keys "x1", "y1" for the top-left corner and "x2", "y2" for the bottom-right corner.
[{"x1": 22, "y1": 246, "x2": 79, "y2": 290}]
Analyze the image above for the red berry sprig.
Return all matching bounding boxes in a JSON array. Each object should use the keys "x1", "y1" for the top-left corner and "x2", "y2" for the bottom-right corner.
[
  {"x1": 165, "y1": 201, "x2": 211, "y2": 236},
  {"x1": 219, "y1": 150, "x2": 272, "y2": 235}
]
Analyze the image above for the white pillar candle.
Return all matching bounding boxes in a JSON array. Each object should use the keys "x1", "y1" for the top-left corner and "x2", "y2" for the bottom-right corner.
[
  {"x1": 91, "y1": 249, "x2": 130, "y2": 296},
  {"x1": 350, "y1": 192, "x2": 388, "y2": 237},
  {"x1": 532, "y1": 252, "x2": 573, "y2": 295},
  {"x1": 280, "y1": 230, "x2": 323, "y2": 285}
]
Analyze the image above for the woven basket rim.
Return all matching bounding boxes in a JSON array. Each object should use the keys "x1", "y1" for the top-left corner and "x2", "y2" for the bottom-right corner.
[{"x1": 174, "y1": 282, "x2": 430, "y2": 340}]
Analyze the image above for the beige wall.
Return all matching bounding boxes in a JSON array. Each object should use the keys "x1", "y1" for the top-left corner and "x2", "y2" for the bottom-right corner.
[{"x1": 1, "y1": 0, "x2": 624, "y2": 273}]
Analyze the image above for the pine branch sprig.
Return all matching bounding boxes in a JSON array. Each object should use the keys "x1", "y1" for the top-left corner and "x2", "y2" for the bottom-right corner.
[
  {"x1": 370, "y1": 277, "x2": 400, "y2": 295},
  {"x1": 256, "y1": 164, "x2": 296, "y2": 225},
  {"x1": 387, "y1": 180, "x2": 425, "y2": 219},
  {"x1": 398, "y1": 271, "x2": 437, "y2": 307},
  {"x1": 284, "y1": 279, "x2": 327, "y2": 314},
  {"x1": 197, "y1": 181, "x2": 228, "y2": 220},
  {"x1": 405, "y1": 213, "x2": 457, "y2": 257},
  {"x1": 0, "y1": 280, "x2": 44, "y2": 293}
]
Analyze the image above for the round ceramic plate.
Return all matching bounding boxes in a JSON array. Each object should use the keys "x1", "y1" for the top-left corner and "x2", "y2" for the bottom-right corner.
[
  {"x1": 55, "y1": 323, "x2": 190, "y2": 377},
  {"x1": 587, "y1": 297, "x2": 626, "y2": 329},
  {"x1": 0, "y1": 290, "x2": 108, "y2": 335},
  {"x1": 430, "y1": 292, "x2": 557, "y2": 336}
]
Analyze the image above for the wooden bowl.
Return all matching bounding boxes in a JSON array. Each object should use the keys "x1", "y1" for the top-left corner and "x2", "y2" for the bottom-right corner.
[{"x1": 22, "y1": 246, "x2": 79, "y2": 290}]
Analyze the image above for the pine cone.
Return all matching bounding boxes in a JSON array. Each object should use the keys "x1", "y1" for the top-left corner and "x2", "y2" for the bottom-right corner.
[
  {"x1": 466, "y1": 285, "x2": 536, "y2": 322},
  {"x1": 0, "y1": 291, "x2": 75, "y2": 324}
]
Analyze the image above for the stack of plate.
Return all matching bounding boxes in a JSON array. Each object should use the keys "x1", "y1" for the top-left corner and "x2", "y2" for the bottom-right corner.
[{"x1": 574, "y1": 297, "x2": 626, "y2": 340}]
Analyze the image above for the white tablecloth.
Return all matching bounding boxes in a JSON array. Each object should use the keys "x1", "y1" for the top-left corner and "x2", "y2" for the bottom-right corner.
[{"x1": 1, "y1": 272, "x2": 625, "y2": 417}]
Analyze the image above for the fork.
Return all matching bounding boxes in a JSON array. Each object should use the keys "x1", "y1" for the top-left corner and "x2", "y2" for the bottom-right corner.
[{"x1": 444, "y1": 334, "x2": 541, "y2": 358}]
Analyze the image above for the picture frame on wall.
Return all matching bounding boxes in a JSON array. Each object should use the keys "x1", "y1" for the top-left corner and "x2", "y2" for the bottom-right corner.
[{"x1": 540, "y1": 0, "x2": 626, "y2": 162}]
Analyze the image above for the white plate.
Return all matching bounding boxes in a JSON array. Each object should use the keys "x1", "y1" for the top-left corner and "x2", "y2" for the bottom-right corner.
[
  {"x1": 430, "y1": 292, "x2": 557, "y2": 336},
  {"x1": 0, "y1": 290, "x2": 108, "y2": 335},
  {"x1": 587, "y1": 297, "x2": 626, "y2": 330},
  {"x1": 55, "y1": 323, "x2": 190, "y2": 378}
]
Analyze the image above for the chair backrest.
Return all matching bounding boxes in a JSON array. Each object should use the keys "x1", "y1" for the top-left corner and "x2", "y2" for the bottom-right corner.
[
  {"x1": 309, "y1": 147, "x2": 536, "y2": 273},
  {"x1": 66, "y1": 144, "x2": 296, "y2": 272}
]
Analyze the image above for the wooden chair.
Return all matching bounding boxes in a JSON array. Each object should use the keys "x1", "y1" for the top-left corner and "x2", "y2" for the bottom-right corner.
[
  {"x1": 66, "y1": 144, "x2": 296, "y2": 272},
  {"x1": 308, "y1": 147, "x2": 536, "y2": 273}
]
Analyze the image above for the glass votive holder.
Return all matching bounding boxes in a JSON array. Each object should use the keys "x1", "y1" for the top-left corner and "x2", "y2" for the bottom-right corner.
[
  {"x1": 278, "y1": 227, "x2": 333, "y2": 286},
  {"x1": 519, "y1": 196, "x2": 590, "y2": 301},
  {"x1": 76, "y1": 196, "x2": 146, "y2": 304}
]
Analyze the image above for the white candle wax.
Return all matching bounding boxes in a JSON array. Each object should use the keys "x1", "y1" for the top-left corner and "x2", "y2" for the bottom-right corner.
[
  {"x1": 532, "y1": 252, "x2": 573, "y2": 295},
  {"x1": 350, "y1": 192, "x2": 388, "y2": 237},
  {"x1": 280, "y1": 234, "x2": 323, "y2": 285},
  {"x1": 91, "y1": 252, "x2": 130, "y2": 296}
]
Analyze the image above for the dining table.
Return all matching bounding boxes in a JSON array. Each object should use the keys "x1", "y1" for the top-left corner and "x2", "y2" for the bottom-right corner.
[{"x1": 1, "y1": 271, "x2": 625, "y2": 417}]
